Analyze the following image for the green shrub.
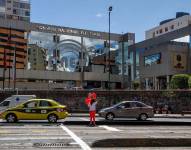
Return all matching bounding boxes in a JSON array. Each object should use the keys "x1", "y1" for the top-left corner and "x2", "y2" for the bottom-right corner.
[
  {"x1": 132, "y1": 81, "x2": 140, "y2": 90},
  {"x1": 170, "y1": 74, "x2": 190, "y2": 89},
  {"x1": 188, "y1": 76, "x2": 191, "y2": 89}
]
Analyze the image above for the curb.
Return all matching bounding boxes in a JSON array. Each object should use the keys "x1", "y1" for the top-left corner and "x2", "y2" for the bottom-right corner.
[
  {"x1": 63, "y1": 121, "x2": 191, "y2": 126},
  {"x1": 92, "y1": 138, "x2": 191, "y2": 147},
  {"x1": 69, "y1": 114, "x2": 191, "y2": 118}
]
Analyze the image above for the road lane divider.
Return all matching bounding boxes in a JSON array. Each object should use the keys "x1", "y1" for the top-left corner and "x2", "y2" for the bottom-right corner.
[
  {"x1": 0, "y1": 137, "x2": 72, "y2": 141},
  {"x1": 60, "y1": 124, "x2": 92, "y2": 150},
  {"x1": 80, "y1": 118, "x2": 89, "y2": 121},
  {"x1": 99, "y1": 125, "x2": 121, "y2": 132}
]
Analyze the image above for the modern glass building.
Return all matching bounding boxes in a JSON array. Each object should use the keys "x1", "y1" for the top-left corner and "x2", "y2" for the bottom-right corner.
[
  {"x1": 0, "y1": 0, "x2": 30, "y2": 21},
  {"x1": 0, "y1": 17, "x2": 135, "y2": 89},
  {"x1": 130, "y1": 13, "x2": 191, "y2": 90}
]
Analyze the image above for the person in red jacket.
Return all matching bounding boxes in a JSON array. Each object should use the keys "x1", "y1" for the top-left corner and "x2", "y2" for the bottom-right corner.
[
  {"x1": 88, "y1": 98, "x2": 97, "y2": 126},
  {"x1": 85, "y1": 91, "x2": 97, "y2": 126}
]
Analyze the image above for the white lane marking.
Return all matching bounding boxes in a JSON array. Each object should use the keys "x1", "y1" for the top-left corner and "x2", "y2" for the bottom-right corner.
[
  {"x1": 60, "y1": 125, "x2": 91, "y2": 150},
  {"x1": 80, "y1": 118, "x2": 89, "y2": 121},
  {"x1": 99, "y1": 125, "x2": 121, "y2": 132},
  {"x1": 0, "y1": 137, "x2": 72, "y2": 141}
]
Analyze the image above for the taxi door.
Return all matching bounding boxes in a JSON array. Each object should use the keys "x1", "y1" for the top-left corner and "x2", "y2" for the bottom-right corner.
[
  {"x1": 21, "y1": 100, "x2": 41, "y2": 120},
  {"x1": 38, "y1": 100, "x2": 54, "y2": 119}
]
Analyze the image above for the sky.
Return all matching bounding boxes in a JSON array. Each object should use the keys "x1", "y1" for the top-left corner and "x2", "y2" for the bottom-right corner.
[{"x1": 31, "y1": 0, "x2": 191, "y2": 42}]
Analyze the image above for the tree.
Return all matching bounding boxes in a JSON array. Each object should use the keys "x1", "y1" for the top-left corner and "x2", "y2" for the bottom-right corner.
[
  {"x1": 188, "y1": 76, "x2": 191, "y2": 89},
  {"x1": 170, "y1": 74, "x2": 190, "y2": 89},
  {"x1": 132, "y1": 80, "x2": 140, "y2": 90}
]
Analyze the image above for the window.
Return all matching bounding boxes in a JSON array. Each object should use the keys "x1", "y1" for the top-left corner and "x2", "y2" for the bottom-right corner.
[
  {"x1": 39, "y1": 100, "x2": 52, "y2": 107},
  {"x1": 123, "y1": 102, "x2": 131, "y2": 108},
  {"x1": 0, "y1": 13, "x2": 4, "y2": 18},
  {"x1": 165, "y1": 27, "x2": 168, "y2": 32},
  {"x1": 13, "y1": 9, "x2": 17, "y2": 14},
  {"x1": 144, "y1": 53, "x2": 161, "y2": 67},
  {"x1": 20, "y1": 3, "x2": 30, "y2": 9},
  {"x1": 132, "y1": 102, "x2": 146, "y2": 108},
  {"x1": 13, "y1": 2, "x2": 19, "y2": 8},
  {"x1": 25, "y1": 11, "x2": 30, "y2": 16},
  {"x1": 28, "y1": 49, "x2": 31, "y2": 55},
  {"x1": 0, "y1": 101, "x2": 10, "y2": 106},
  {"x1": 24, "y1": 101, "x2": 38, "y2": 108},
  {"x1": 159, "y1": 29, "x2": 162, "y2": 34},
  {"x1": 0, "y1": 0, "x2": 5, "y2": 6},
  {"x1": 171, "y1": 25, "x2": 174, "y2": 30},
  {"x1": 152, "y1": 32, "x2": 155, "y2": 38}
]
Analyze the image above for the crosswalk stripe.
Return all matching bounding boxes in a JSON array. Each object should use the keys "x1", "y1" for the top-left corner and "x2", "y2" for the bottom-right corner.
[
  {"x1": 99, "y1": 125, "x2": 121, "y2": 132},
  {"x1": 0, "y1": 137, "x2": 72, "y2": 141},
  {"x1": 60, "y1": 124, "x2": 92, "y2": 150}
]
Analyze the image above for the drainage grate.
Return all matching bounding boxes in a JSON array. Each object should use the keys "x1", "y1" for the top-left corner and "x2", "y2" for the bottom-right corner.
[{"x1": 33, "y1": 142, "x2": 78, "y2": 148}]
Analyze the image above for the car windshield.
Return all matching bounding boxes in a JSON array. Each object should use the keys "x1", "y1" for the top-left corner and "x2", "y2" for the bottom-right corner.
[{"x1": 0, "y1": 101, "x2": 10, "y2": 106}]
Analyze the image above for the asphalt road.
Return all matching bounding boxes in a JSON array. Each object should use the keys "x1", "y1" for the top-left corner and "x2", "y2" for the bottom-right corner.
[{"x1": 0, "y1": 117, "x2": 191, "y2": 149}]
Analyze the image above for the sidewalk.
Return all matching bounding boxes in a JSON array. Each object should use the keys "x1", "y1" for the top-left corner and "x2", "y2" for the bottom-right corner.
[{"x1": 69, "y1": 113, "x2": 191, "y2": 118}]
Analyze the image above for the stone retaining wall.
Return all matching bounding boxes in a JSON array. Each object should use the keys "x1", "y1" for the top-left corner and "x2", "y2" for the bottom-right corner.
[{"x1": 0, "y1": 90, "x2": 191, "y2": 113}]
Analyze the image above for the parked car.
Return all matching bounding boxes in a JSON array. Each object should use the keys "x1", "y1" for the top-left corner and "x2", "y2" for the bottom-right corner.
[
  {"x1": 0, "y1": 99, "x2": 68, "y2": 123},
  {"x1": 98, "y1": 101, "x2": 154, "y2": 121},
  {"x1": 0, "y1": 95, "x2": 36, "y2": 113}
]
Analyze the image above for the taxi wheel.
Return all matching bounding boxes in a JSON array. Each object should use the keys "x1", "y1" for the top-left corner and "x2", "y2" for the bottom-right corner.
[
  {"x1": 105, "y1": 113, "x2": 115, "y2": 121},
  {"x1": 48, "y1": 114, "x2": 58, "y2": 123},
  {"x1": 6, "y1": 113, "x2": 17, "y2": 123}
]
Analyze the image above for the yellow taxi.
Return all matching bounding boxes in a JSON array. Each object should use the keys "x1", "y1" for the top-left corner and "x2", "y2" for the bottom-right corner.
[{"x1": 0, "y1": 99, "x2": 69, "y2": 123}]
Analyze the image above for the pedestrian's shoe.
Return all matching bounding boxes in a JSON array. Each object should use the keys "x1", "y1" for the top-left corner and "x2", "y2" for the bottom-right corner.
[{"x1": 88, "y1": 123, "x2": 92, "y2": 127}]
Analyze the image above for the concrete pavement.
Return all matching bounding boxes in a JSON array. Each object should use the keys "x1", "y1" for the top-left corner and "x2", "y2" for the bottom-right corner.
[{"x1": 0, "y1": 123, "x2": 191, "y2": 149}]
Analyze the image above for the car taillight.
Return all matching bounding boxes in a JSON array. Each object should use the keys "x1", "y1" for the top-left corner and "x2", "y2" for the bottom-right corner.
[{"x1": 57, "y1": 108, "x2": 66, "y2": 112}]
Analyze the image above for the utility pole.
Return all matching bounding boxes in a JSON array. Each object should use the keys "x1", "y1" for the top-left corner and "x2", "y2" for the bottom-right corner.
[
  {"x1": 108, "y1": 6, "x2": 112, "y2": 90},
  {"x1": 108, "y1": 6, "x2": 112, "y2": 106},
  {"x1": 3, "y1": 48, "x2": 6, "y2": 89},
  {"x1": 121, "y1": 34, "x2": 125, "y2": 89},
  {"x1": 13, "y1": 42, "x2": 16, "y2": 90},
  {"x1": 8, "y1": 27, "x2": 11, "y2": 88}
]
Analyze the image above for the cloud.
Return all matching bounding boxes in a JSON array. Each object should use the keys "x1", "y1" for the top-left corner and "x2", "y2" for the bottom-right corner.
[{"x1": 96, "y1": 13, "x2": 103, "y2": 18}]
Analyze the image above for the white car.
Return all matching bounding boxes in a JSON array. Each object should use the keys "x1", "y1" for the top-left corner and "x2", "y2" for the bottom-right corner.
[{"x1": 0, "y1": 95, "x2": 36, "y2": 112}]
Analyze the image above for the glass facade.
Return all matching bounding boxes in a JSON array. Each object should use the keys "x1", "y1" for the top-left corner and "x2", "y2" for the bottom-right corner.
[
  {"x1": 129, "y1": 51, "x2": 134, "y2": 80},
  {"x1": 115, "y1": 42, "x2": 128, "y2": 75},
  {"x1": 144, "y1": 53, "x2": 161, "y2": 67},
  {"x1": 28, "y1": 31, "x2": 120, "y2": 73},
  {"x1": 0, "y1": 0, "x2": 5, "y2": 6},
  {"x1": 0, "y1": 0, "x2": 5, "y2": 18}
]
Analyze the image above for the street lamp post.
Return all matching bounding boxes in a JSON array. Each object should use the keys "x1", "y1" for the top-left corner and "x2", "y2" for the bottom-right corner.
[
  {"x1": 108, "y1": 6, "x2": 112, "y2": 90},
  {"x1": 13, "y1": 41, "x2": 16, "y2": 91},
  {"x1": 3, "y1": 48, "x2": 6, "y2": 89}
]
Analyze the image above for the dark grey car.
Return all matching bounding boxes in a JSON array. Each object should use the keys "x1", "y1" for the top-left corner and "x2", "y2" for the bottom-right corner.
[{"x1": 98, "y1": 101, "x2": 154, "y2": 121}]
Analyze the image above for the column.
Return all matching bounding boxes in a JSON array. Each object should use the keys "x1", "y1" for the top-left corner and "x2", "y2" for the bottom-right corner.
[
  {"x1": 145, "y1": 78, "x2": 149, "y2": 90},
  {"x1": 154, "y1": 76, "x2": 158, "y2": 90},
  {"x1": 167, "y1": 75, "x2": 170, "y2": 90},
  {"x1": 80, "y1": 37, "x2": 84, "y2": 87}
]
